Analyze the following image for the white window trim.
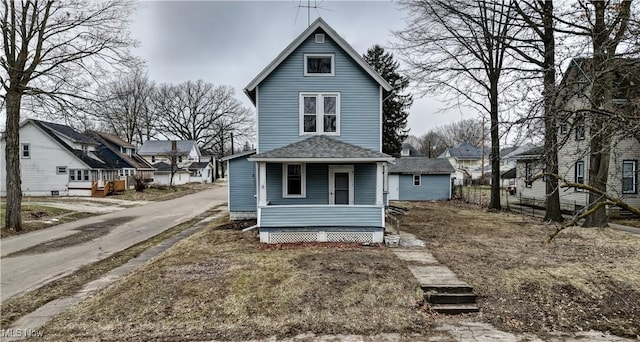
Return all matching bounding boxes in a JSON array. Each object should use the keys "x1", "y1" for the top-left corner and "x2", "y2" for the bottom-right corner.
[
  {"x1": 328, "y1": 165, "x2": 354, "y2": 205},
  {"x1": 622, "y1": 160, "x2": 637, "y2": 194},
  {"x1": 413, "y1": 174, "x2": 422, "y2": 187},
  {"x1": 575, "y1": 160, "x2": 585, "y2": 192},
  {"x1": 282, "y1": 163, "x2": 306, "y2": 198},
  {"x1": 304, "y1": 53, "x2": 334, "y2": 76},
  {"x1": 299, "y1": 92, "x2": 340, "y2": 136},
  {"x1": 21, "y1": 143, "x2": 30, "y2": 159}
]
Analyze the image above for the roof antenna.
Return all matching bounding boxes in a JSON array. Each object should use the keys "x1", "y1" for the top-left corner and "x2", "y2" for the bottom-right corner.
[{"x1": 295, "y1": 0, "x2": 327, "y2": 26}]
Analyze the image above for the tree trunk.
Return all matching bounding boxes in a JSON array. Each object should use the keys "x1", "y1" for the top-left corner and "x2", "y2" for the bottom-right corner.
[
  {"x1": 5, "y1": 89, "x2": 23, "y2": 231},
  {"x1": 583, "y1": 2, "x2": 611, "y2": 228},
  {"x1": 542, "y1": 0, "x2": 563, "y2": 222},
  {"x1": 489, "y1": 82, "x2": 501, "y2": 210}
]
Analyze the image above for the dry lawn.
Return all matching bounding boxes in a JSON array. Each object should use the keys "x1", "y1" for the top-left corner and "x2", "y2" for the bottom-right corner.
[
  {"x1": 0, "y1": 203, "x2": 92, "y2": 238},
  {"x1": 40, "y1": 222, "x2": 430, "y2": 341},
  {"x1": 397, "y1": 200, "x2": 640, "y2": 338}
]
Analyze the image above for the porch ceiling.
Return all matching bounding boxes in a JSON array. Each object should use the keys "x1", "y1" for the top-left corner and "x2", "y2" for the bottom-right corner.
[{"x1": 249, "y1": 136, "x2": 393, "y2": 162}]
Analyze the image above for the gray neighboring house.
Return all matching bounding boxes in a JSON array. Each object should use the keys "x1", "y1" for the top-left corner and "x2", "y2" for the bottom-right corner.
[{"x1": 388, "y1": 158, "x2": 455, "y2": 201}]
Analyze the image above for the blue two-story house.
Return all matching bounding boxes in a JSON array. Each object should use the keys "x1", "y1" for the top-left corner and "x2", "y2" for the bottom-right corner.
[{"x1": 225, "y1": 18, "x2": 393, "y2": 244}]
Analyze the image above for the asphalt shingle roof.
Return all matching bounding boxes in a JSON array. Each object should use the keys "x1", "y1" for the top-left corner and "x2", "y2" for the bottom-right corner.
[
  {"x1": 388, "y1": 157, "x2": 455, "y2": 174},
  {"x1": 438, "y1": 142, "x2": 484, "y2": 159},
  {"x1": 251, "y1": 136, "x2": 391, "y2": 160},
  {"x1": 139, "y1": 140, "x2": 196, "y2": 156},
  {"x1": 512, "y1": 146, "x2": 544, "y2": 160},
  {"x1": 38, "y1": 120, "x2": 96, "y2": 144},
  {"x1": 187, "y1": 162, "x2": 210, "y2": 169}
]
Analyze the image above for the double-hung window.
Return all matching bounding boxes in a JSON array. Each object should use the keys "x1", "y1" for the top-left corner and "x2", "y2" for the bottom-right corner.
[
  {"x1": 622, "y1": 160, "x2": 637, "y2": 194},
  {"x1": 413, "y1": 174, "x2": 421, "y2": 186},
  {"x1": 283, "y1": 163, "x2": 306, "y2": 198},
  {"x1": 21, "y1": 144, "x2": 30, "y2": 158},
  {"x1": 575, "y1": 160, "x2": 585, "y2": 191},
  {"x1": 300, "y1": 93, "x2": 340, "y2": 135},
  {"x1": 525, "y1": 162, "x2": 533, "y2": 188},
  {"x1": 575, "y1": 115, "x2": 585, "y2": 140}
]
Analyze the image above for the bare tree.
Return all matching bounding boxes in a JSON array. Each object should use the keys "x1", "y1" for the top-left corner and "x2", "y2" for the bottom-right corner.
[
  {"x1": 1, "y1": 0, "x2": 136, "y2": 231},
  {"x1": 152, "y1": 80, "x2": 253, "y2": 152},
  {"x1": 395, "y1": 0, "x2": 517, "y2": 209},
  {"x1": 558, "y1": 0, "x2": 636, "y2": 227},
  {"x1": 94, "y1": 66, "x2": 156, "y2": 145}
]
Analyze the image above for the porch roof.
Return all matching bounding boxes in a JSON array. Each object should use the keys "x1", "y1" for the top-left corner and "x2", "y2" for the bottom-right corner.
[{"x1": 249, "y1": 136, "x2": 393, "y2": 162}]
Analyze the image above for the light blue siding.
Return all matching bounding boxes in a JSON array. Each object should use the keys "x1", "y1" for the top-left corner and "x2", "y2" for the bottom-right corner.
[
  {"x1": 265, "y1": 163, "x2": 376, "y2": 205},
  {"x1": 228, "y1": 157, "x2": 257, "y2": 212},
  {"x1": 398, "y1": 174, "x2": 451, "y2": 201},
  {"x1": 260, "y1": 205, "x2": 383, "y2": 227},
  {"x1": 257, "y1": 29, "x2": 381, "y2": 152},
  {"x1": 354, "y1": 164, "x2": 376, "y2": 205}
]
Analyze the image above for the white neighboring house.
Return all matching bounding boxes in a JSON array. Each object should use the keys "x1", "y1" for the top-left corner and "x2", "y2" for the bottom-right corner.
[
  {"x1": 150, "y1": 162, "x2": 191, "y2": 186},
  {"x1": 0, "y1": 119, "x2": 118, "y2": 196},
  {"x1": 138, "y1": 140, "x2": 201, "y2": 168},
  {"x1": 438, "y1": 142, "x2": 486, "y2": 185},
  {"x1": 185, "y1": 161, "x2": 215, "y2": 183},
  {"x1": 513, "y1": 58, "x2": 640, "y2": 215}
]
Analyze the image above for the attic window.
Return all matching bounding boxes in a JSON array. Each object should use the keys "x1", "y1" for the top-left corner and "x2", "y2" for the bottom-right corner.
[
  {"x1": 315, "y1": 33, "x2": 325, "y2": 43},
  {"x1": 304, "y1": 54, "x2": 334, "y2": 76}
]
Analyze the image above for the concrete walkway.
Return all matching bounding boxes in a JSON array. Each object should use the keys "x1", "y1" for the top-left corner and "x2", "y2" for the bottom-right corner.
[{"x1": 7, "y1": 213, "x2": 225, "y2": 340}]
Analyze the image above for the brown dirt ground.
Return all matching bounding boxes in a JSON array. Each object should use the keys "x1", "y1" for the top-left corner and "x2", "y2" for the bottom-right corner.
[
  {"x1": 396, "y1": 200, "x2": 640, "y2": 338},
  {"x1": 39, "y1": 225, "x2": 432, "y2": 341}
]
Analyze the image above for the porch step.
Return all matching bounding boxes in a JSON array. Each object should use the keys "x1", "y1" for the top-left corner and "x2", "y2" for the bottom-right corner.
[
  {"x1": 421, "y1": 284, "x2": 474, "y2": 294},
  {"x1": 430, "y1": 304, "x2": 480, "y2": 315},
  {"x1": 425, "y1": 292, "x2": 477, "y2": 305}
]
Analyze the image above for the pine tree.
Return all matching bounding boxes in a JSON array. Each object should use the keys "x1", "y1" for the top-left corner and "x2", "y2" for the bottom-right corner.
[{"x1": 363, "y1": 45, "x2": 413, "y2": 155}]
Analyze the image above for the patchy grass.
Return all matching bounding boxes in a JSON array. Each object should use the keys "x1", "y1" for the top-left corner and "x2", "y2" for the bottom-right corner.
[
  {"x1": 0, "y1": 208, "x2": 223, "y2": 328},
  {"x1": 397, "y1": 200, "x2": 640, "y2": 338},
  {"x1": 114, "y1": 183, "x2": 216, "y2": 202},
  {"x1": 40, "y1": 225, "x2": 430, "y2": 340},
  {"x1": 0, "y1": 203, "x2": 93, "y2": 238}
]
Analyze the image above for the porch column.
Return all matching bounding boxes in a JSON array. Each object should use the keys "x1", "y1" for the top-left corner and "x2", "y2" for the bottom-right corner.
[
  {"x1": 376, "y1": 162, "x2": 384, "y2": 206},
  {"x1": 258, "y1": 161, "x2": 267, "y2": 206}
]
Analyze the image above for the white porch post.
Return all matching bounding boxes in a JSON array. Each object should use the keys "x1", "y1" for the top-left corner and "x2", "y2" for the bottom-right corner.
[
  {"x1": 376, "y1": 162, "x2": 384, "y2": 206},
  {"x1": 258, "y1": 162, "x2": 267, "y2": 206}
]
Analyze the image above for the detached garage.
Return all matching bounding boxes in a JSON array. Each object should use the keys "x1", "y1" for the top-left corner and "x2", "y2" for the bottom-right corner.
[{"x1": 388, "y1": 158, "x2": 454, "y2": 201}]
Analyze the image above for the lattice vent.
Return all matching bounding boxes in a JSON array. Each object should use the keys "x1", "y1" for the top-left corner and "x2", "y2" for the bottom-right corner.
[
  {"x1": 268, "y1": 232, "x2": 318, "y2": 244},
  {"x1": 326, "y1": 232, "x2": 374, "y2": 243}
]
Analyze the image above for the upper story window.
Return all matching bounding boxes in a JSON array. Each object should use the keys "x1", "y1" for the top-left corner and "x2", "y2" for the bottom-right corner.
[
  {"x1": 300, "y1": 92, "x2": 340, "y2": 135},
  {"x1": 622, "y1": 160, "x2": 637, "y2": 194},
  {"x1": 21, "y1": 144, "x2": 30, "y2": 158},
  {"x1": 575, "y1": 115, "x2": 585, "y2": 141},
  {"x1": 304, "y1": 54, "x2": 334, "y2": 76}
]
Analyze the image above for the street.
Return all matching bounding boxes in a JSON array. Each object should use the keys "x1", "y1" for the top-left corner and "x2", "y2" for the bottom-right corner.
[{"x1": 0, "y1": 186, "x2": 227, "y2": 303}]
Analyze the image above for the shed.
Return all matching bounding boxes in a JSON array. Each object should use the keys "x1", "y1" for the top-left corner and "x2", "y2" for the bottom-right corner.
[{"x1": 388, "y1": 157, "x2": 454, "y2": 201}]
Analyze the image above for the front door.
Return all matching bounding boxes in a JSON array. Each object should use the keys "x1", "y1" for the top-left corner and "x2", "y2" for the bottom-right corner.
[{"x1": 329, "y1": 166, "x2": 354, "y2": 205}]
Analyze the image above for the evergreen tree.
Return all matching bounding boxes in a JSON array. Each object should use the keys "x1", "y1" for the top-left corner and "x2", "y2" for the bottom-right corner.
[{"x1": 363, "y1": 45, "x2": 413, "y2": 155}]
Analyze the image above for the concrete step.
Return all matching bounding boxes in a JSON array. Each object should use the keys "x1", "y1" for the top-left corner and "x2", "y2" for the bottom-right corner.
[
  {"x1": 430, "y1": 303, "x2": 480, "y2": 315},
  {"x1": 421, "y1": 284, "x2": 474, "y2": 294},
  {"x1": 426, "y1": 292, "x2": 477, "y2": 305}
]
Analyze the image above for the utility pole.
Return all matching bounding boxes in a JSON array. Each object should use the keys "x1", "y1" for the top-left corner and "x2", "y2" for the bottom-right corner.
[{"x1": 481, "y1": 117, "x2": 485, "y2": 185}]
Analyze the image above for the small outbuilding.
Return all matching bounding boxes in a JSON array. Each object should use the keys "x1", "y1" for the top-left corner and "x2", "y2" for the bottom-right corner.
[{"x1": 388, "y1": 157, "x2": 455, "y2": 201}]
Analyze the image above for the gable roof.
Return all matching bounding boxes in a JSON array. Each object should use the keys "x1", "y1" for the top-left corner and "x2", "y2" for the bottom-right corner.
[
  {"x1": 138, "y1": 140, "x2": 197, "y2": 156},
  {"x1": 401, "y1": 142, "x2": 422, "y2": 157},
  {"x1": 86, "y1": 131, "x2": 153, "y2": 170},
  {"x1": 438, "y1": 142, "x2": 484, "y2": 160},
  {"x1": 512, "y1": 146, "x2": 544, "y2": 160},
  {"x1": 186, "y1": 162, "x2": 211, "y2": 169},
  {"x1": 389, "y1": 157, "x2": 454, "y2": 175},
  {"x1": 28, "y1": 120, "x2": 110, "y2": 169},
  {"x1": 249, "y1": 136, "x2": 392, "y2": 162},
  {"x1": 37, "y1": 120, "x2": 96, "y2": 145},
  {"x1": 152, "y1": 161, "x2": 189, "y2": 173},
  {"x1": 244, "y1": 17, "x2": 393, "y2": 104}
]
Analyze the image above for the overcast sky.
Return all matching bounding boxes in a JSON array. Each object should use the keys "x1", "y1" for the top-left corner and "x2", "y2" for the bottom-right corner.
[{"x1": 129, "y1": 0, "x2": 474, "y2": 138}]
